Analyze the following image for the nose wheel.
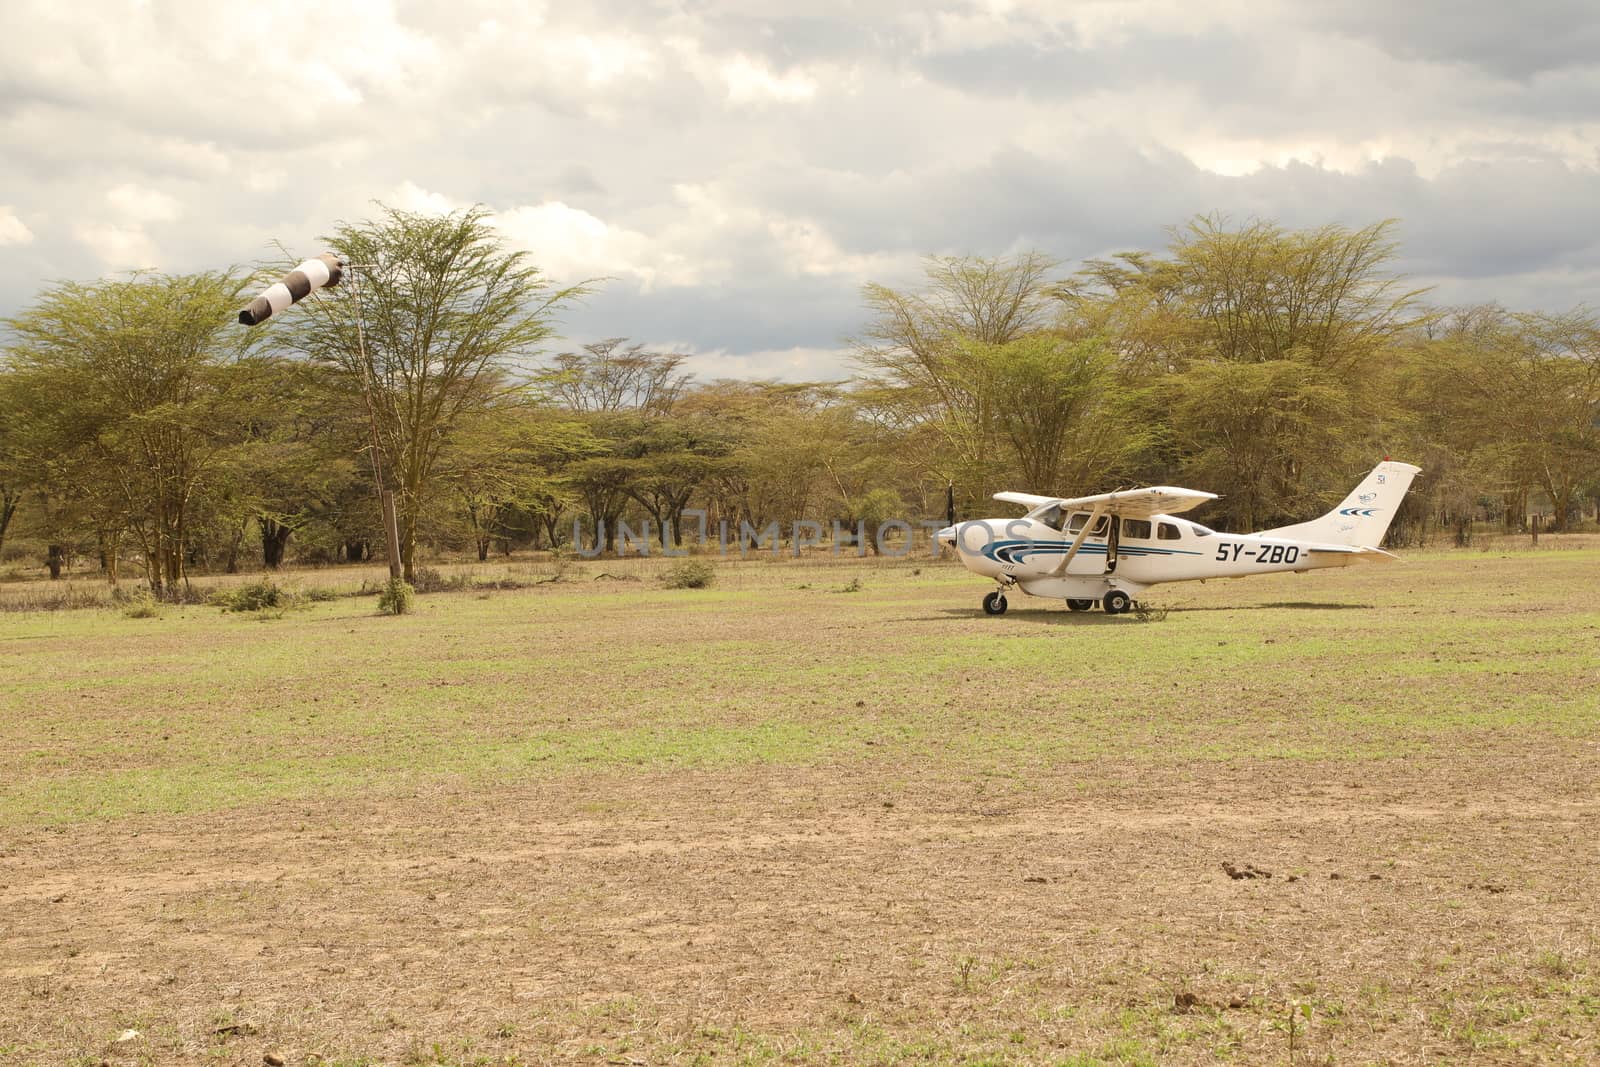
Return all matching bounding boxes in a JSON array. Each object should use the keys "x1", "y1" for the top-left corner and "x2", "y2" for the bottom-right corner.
[{"x1": 982, "y1": 590, "x2": 1009, "y2": 616}]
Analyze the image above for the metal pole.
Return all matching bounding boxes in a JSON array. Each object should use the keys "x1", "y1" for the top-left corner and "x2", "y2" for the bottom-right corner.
[{"x1": 345, "y1": 263, "x2": 404, "y2": 581}]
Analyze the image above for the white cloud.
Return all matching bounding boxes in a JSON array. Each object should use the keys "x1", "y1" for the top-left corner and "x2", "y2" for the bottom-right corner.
[
  {"x1": 3, "y1": 1, "x2": 1600, "y2": 379},
  {"x1": 676, "y1": 344, "x2": 854, "y2": 382},
  {"x1": 720, "y1": 55, "x2": 818, "y2": 103},
  {"x1": 495, "y1": 201, "x2": 695, "y2": 289},
  {"x1": 106, "y1": 184, "x2": 180, "y2": 224},
  {"x1": 767, "y1": 218, "x2": 913, "y2": 279},
  {"x1": 0, "y1": 206, "x2": 33, "y2": 247},
  {"x1": 386, "y1": 182, "x2": 699, "y2": 289},
  {"x1": 73, "y1": 222, "x2": 160, "y2": 269},
  {"x1": 389, "y1": 180, "x2": 466, "y2": 217}
]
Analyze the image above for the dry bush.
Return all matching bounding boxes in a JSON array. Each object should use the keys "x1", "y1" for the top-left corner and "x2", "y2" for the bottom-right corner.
[{"x1": 662, "y1": 560, "x2": 716, "y2": 589}]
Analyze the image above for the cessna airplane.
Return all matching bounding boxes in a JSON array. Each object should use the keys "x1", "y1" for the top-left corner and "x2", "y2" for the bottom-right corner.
[{"x1": 935, "y1": 460, "x2": 1420, "y2": 615}]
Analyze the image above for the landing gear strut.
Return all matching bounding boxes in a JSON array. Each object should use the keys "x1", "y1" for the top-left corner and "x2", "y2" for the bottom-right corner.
[
  {"x1": 1102, "y1": 589, "x2": 1132, "y2": 615},
  {"x1": 982, "y1": 590, "x2": 1009, "y2": 616}
]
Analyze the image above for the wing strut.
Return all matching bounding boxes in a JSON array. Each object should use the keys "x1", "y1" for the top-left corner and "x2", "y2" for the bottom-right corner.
[{"x1": 1049, "y1": 503, "x2": 1107, "y2": 577}]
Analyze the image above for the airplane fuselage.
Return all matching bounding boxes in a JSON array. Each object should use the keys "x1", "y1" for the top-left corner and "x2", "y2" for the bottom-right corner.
[
  {"x1": 936, "y1": 461, "x2": 1419, "y2": 615},
  {"x1": 944, "y1": 513, "x2": 1355, "y2": 602}
]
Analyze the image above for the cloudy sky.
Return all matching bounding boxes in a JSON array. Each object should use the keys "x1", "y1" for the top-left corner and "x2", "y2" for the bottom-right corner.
[{"x1": 2, "y1": 0, "x2": 1598, "y2": 379}]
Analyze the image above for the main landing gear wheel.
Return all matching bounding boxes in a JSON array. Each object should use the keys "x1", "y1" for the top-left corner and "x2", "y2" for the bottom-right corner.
[
  {"x1": 1066, "y1": 598, "x2": 1095, "y2": 612},
  {"x1": 982, "y1": 590, "x2": 1009, "y2": 616},
  {"x1": 1102, "y1": 589, "x2": 1132, "y2": 615}
]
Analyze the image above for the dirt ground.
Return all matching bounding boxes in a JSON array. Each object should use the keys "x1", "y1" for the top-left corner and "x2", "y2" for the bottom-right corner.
[
  {"x1": 4, "y1": 753, "x2": 1597, "y2": 1065},
  {"x1": 2, "y1": 549, "x2": 1599, "y2": 1065}
]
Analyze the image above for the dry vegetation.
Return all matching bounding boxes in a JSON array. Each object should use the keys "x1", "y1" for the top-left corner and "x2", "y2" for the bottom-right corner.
[{"x1": 1, "y1": 544, "x2": 1597, "y2": 1065}]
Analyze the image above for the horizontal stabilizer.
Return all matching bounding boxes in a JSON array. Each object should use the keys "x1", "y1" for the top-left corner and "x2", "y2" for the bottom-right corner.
[{"x1": 1305, "y1": 544, "x2": 1403, "y2": 564}]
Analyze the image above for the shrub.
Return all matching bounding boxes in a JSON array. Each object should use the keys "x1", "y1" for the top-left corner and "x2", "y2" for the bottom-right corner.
[
  {"x1": 215, "y1": 578, "x2": 294, "y2": 613},
  {"x1": 662, "y1": 560, "x2": 715, "y2": 589},
  {"x1": 411, "y1": 566, "x2": 467, "y2": 594},
  {"x1": 837, "y1": 577, "x2": 863, "y2": 593},
  {"x1": 1131, "y1": 601, "x2": 1169, "y2": 623},
  {"x1": 121, "y1": 593, "x2": 162, "y2": 619},
  {"x1": 378, "y1": 578, "x2": 415, "y2": 615},
  {"x1": 304, "y1": 586, "x2": 340, "y2": 602}
]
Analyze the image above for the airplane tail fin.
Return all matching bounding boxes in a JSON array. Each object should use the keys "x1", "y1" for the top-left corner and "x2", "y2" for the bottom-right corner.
[{"x1": 1258, "y1": 460, "x2": 1421, "y2": 548}]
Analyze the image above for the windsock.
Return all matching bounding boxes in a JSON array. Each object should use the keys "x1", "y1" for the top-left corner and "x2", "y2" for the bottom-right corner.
[{"x1": 238, "y1": 253, "x2": 344, "y2": 325}]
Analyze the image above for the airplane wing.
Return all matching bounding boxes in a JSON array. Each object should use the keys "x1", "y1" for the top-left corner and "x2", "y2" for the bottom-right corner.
[
  {"x1": 992, "y1": 485, "x2": 1217, "y2": 518},
  {"x1": 993, "y1": 491, "x2": 1060, "y2": 509}
]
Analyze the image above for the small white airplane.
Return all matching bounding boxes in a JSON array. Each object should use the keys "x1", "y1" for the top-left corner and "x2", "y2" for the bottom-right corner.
[{"x1": 935, "y1": 460, "x2": 1421, "y2": 615}]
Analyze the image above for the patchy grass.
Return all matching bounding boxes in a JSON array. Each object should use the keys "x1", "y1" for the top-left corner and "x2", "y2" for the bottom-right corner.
[{"x1": 1, "y1": 547, "x2": 1598, "y2": 1064}]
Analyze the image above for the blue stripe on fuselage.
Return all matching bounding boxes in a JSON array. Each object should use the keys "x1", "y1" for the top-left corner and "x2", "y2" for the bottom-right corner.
[{"x1": 979, "y1": 539, "x2": 1204, "y2": 565}]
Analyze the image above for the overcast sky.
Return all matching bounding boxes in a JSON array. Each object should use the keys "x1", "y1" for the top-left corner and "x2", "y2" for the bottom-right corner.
[{"x1": 3, "y1": 0, "x2": 1598, "y2": 379}]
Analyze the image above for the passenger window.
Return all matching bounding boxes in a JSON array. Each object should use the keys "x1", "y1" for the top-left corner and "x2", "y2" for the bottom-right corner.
[
  {"x1": 1066, "y1": 513, "x2": 1108, "y2": 535},
  {"x1": 1121, "y1": 519, "x2": 1152, "y2": 540},
  {"x1": 1157, "y1": 522, "x2": 1181, "y2": 540}
]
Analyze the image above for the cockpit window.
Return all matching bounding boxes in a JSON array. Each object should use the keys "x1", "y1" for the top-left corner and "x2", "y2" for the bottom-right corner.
[
  {"x1": 1034, "y1": 504, "x2": 1065, "y2": 531},
  {"x1": 1157, "y1": 521, "x2": 1181, "y2": 540}
]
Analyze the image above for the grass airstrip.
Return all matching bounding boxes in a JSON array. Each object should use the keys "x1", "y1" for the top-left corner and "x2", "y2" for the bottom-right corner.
[{"x1": 1, "y1": 542, "x2": 1597, "y2": 1064}]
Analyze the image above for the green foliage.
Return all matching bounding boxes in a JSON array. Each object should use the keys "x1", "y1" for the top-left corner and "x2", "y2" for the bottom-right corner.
[
  {"x1": 378, "y1": 578, "x2": 415, "y2": 615},
  {"x1": 119, "y1": 591, "x2": 162, "y2": 619},
  {"x1": 3, "y1": 271, "x2": 261, "y2": 594},
  {"x1": 661, "y1": 559, "x2": 716, "y2": 589},
  {"x1": 215, "y1": 578, "x2": 296, "y2": 613},
  {"x1": 2, "y1": 211, "x2": 1596, "y2": 569},
  {"x1": 411, "y1": 567, "x2": 468, "y2": 594},
  {"x1": 285, "y1": 204, "x2": 594, "y2": 582},
  {"x1": 1130, "y1": 602, "x2": 1169, "y2": 623}
]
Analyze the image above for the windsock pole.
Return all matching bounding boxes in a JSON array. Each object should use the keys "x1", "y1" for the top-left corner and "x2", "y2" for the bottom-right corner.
[
  {"x1": 239, "y1": 253, "x2": 404, "y2": 581},
  {"x1": 346, "y1": 267, "x2": 405, "y2": 581}
]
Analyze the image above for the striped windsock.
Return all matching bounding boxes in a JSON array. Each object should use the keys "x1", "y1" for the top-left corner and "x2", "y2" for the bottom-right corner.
[{"x1": 238, "y1": 253, "x2": 345, "y2": 325}]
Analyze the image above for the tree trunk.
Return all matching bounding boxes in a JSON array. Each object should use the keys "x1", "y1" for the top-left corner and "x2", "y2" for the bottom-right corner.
[
  {"x1": 0, "y1": 490, "x2": 17, "y2": 562},
  {"x1": 541, "y1": 513, "x2": 564, "y2": 549},
  {"x1": 261, "y1": 519, "x2": 292, "y2": 569},
  {"x1": 401, "y1": 515, "x2": 417, "y2": 583},
  {"x1": 344, "y1": 540, "x2": 368, "y2": 563},
  {"x1": 477, "y1": 537, "x2": 490, "y2": 562},
  {"x1": 46, "y1": 543, "x2": 64, "y2": 580}
]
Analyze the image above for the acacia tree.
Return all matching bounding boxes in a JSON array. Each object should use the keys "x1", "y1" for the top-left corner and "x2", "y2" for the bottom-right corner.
[
  {"x1": 854, "y1": 252, "x2": 1060, "y2": 505},
  {"x1": 289, "y1": 205, "x2": 590, "y2": 581},
  {"x1": 1419, "y1": 308, "x2": 1600, "y2": 530},
  {"x1": 439, "y1": 402, "x2": 600, "y2": 560},
  {"x1": 1164, "y1": 360, "x2": 1348, "y2": 532},
  {"x1": 966, "y1": 333, "x2": 1145, "y2": 495},
  {"x1": 542, "y1": 339, "x2": 690, "y2": 414},
  {"x1": 231, "y1": 361, "x2": 364, "y2": 569},
  {"x1": 5, "y1": 271, "x2": 259, "y2": 593}
]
